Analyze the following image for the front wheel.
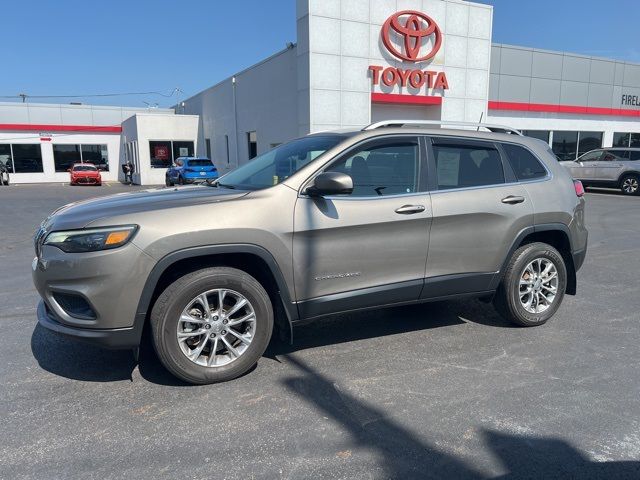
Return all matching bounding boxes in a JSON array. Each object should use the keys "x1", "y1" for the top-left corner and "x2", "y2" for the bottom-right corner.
[
  {"x1": 165, "y1": 175, "x2": 174, "y2": 187},
  {"x1": 493, "y1": 242, "x2": 567, "y2": 327},
  {"x1": 150, "y1": 267, "x2": 273, "y2": 384},
  {"x1": 620, "y1": 174, "x2": 639, "y2": 196}
]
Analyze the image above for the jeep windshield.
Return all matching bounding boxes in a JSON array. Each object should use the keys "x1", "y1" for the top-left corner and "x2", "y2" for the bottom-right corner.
[{"x1": 215, "y1": 135, "x2": 343, "y2": 190}]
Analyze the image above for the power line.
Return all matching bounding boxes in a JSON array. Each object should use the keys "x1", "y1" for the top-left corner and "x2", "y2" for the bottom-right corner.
[{"x1": 0, "y1": 88, "x2": 183, "y2": 101}]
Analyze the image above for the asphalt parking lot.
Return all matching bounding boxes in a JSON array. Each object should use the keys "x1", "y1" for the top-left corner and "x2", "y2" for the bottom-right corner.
[{"x1": 1, "y1": 183, "x2": 639, "y2": 479}]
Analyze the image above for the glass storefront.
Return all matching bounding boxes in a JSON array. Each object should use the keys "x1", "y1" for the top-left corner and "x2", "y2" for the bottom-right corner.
[
  {"x1": 551, "y1": 131, "x2": 578, "y2": 161},
  {"x1": 613, "y1": 132, "x2": 640, "y2": 148},
  {"x1": 0, "y1": 144, "x2": 44, "y2": 173},
  {"x1": 522, "y1": 130, "x2": 550, "y2": 143}
]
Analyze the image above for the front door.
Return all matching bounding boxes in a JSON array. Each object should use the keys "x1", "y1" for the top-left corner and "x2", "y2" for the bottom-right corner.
[
  {"x1": 423, "y1": 137, "x2": 534, "y2": 297},
  {"x1": 292, "y1": 136, "x2": 431, "y2": 318},
  {"x1": 570, "y1": 150, "x2": 602, "y2": 181}
]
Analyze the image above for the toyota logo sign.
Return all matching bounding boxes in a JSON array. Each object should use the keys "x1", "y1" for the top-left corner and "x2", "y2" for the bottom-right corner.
[{"x1": 381, "y1": 10, "x2": 442, "y2": 62}]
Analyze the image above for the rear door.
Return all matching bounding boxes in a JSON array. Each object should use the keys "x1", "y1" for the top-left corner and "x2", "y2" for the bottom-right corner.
[
  {"x1": 594, "y1": 150, "x2": 629, "y2": 182},
  {"x1": 423, "y1": 137, "x2": 534, "y2": 297},
  {"x1": 292, "y1": 135, "x2": 431, "y2": 317}
]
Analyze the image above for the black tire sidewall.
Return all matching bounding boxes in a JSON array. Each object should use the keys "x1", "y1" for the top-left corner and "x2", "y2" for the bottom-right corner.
[
  {"x1": 151, "y1": 268, "x2": 273, "y2": 384},
  {"x1": 506, "y1": 244, "x2": 567, "y2": 326}
]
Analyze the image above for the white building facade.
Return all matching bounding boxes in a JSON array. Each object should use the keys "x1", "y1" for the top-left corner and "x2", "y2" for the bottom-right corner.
[
  {"x1": 182, "y1": 0, "x2": 640, "y2": 171},
  {"x1": 0, "y1": 103, "x2": 198, "y2": 184}
]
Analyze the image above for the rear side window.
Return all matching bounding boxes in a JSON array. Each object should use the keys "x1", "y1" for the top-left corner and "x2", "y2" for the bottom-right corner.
[
  {"x1": 630, "y1": 151, "x2": 640, "y2": 161},
  {"x1": 432, "y1": 143, "x2": 504, "y2": 190},
  {"x1": 502, "y1": 144, "x2": 547, "y2": 181}
]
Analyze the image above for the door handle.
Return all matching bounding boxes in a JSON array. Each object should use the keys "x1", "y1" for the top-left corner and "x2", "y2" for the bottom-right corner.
[
  {"x1": 501, "y1": 195, "x2": 525, "y2": 205},
  {"x1": 395, "y1": 204, "x2": 426, "y2": 214}
]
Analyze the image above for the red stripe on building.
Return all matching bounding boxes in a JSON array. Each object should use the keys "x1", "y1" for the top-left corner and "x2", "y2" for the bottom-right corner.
[
  {"x1": 371, "y1": 93, "x2": 443, "y2": 105},
  {"x1": 0, "y1": 123, "x2": 122, "y2": 133},
  {"x1": 488, "y1": 101, "x2": 640, "y2": 118}
]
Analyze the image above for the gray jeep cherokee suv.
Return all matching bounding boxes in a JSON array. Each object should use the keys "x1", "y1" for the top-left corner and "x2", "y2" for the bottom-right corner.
[{"x1": 33, "y1": 121, "x2": 588, "y2": 384}]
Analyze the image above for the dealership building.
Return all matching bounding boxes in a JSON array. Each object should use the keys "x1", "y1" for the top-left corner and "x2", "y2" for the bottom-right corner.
[{"x1": 2, "y1": 0, "x2": 640, "y2": 184}]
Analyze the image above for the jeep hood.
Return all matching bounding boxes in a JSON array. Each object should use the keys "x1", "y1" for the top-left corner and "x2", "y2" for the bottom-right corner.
[{"x1": 44, "y1": 186, "x2": 249, "y2": 230}]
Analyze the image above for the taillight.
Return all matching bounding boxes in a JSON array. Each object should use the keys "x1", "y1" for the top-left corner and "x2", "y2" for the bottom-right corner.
[{"x1": 574, "y1": 179, "x2": 585, "y2": 197}]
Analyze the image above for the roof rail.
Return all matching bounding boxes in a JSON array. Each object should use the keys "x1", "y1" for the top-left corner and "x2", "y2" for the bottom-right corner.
[{"x1": 362, "y1": 120, "x2": 523, "y2": 136}]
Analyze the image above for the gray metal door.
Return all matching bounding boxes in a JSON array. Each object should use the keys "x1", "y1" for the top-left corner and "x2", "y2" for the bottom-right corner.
[
  {"x1": 595, "y1": 150, "x2": 628, "y2": 181},
  {"x1": 424, "y1": 137, "x2": 534, "y2": 290},
  {"x1": 292, "y1": 136, "x2": 431, "y2": 305}
]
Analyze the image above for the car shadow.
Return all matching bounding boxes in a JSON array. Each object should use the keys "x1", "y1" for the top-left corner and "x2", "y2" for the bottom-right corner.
[
  {"x1": 268, "y1": 297, "x2": 514, "y2": 357},
  {"x1": 31, "y1": 298, "x2": 511, "y2": 385},
  {"x1": 281, "y1": 354, "x2": 640, "y2": 479}
]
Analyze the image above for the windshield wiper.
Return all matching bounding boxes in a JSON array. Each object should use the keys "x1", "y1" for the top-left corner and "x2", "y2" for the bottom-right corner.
[{"x1": 216, "y1": 183, "x2": 237, "y2": 189}]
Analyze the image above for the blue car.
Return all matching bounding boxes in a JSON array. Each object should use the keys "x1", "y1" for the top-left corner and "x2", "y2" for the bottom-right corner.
[{"x1": 165, "y1": 157, "x2": 219, "y2": 186}]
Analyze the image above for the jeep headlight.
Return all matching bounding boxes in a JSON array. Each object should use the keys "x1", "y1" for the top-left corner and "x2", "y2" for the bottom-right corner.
[{"x1": 44, "y1": 226, "x2": 138, "y2": 253}]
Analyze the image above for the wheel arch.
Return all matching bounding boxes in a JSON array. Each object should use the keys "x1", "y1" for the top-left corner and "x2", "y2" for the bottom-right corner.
[
  {"x1": 493, "y1": 224, "x2": 577, "y2": 295},
  {"x1": 132, "y1": 245, "x2": 297, "y2": 346}
]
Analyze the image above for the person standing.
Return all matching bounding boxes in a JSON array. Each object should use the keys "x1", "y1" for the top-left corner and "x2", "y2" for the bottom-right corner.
[{"x1": 122, "y1": 161, "x2": 134, "y2": 185}]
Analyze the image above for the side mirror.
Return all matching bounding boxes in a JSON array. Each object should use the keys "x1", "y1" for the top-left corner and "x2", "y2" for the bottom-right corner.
[
  {"x1": 67, "y1": 168, "x2": 72, "y2": 172},
  {"x1": 306, "y1": 172, "x2": 353, "y2": 196}
]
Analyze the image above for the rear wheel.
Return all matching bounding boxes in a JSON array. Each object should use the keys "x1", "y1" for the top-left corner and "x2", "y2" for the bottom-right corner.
[
  {"x1": 150, "y1": 267, "x2": 273, "y2": 384},
  {"x1": 493, "y1": 242, "x2": 567, "y2": 327},
  {"x1": 620, "y1": 174, "x2": 639, "y2": 196},
  {"x1": 165, "y1": 175, "x2": 174, "y2": 187}
]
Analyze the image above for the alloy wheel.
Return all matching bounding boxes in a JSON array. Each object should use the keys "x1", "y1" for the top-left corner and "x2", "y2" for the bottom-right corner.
[
  {"x1": 518, "y1": 258, "x2": 558, "y2": 314},
  {"x1": 177, "y1": 289, "x2": 256, "y2": 367},
  {"x1": 622, "y1": 177, "x2": 638, "y2": 194}
]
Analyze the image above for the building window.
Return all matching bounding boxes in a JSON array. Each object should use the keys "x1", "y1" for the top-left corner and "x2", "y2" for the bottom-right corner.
[
  {"x1": 522, "y1": 130, "x2": 550, "y2": 144},
  {"x1": 0, "y1": 144, "x2": 12, "y2": 173},
  {"x1": 552, "y1": 131, "x2": 578, "y2": 161},
  {"x1": 577, "y1": 131, "x2": 603, "y2": 157},
  {"x1": 149, "y1": 140, "x2": 195, "y2": 168},
  {"x1": 53, "y1": 144, "x2": 81, "y2": 172},
  {"x1": 247, "y1": 131, "x2": 257, "y2": 160},
  {"x1": 613, "y1": 132, "x2": 640, "y2": 148},
  {"x1": 149, "y1": 141, "x2": 173, "y2": 168},
  {"x1": 205, "y1": 138, "x2": 211, "y2": 160},
  {"x1": 172, "y1": 141, "x2": 194, "y2": 161},
  {"x1": 81, "y1": 144, "x2": 109, "y2": 171},
  {"x1": 12, "y1": 144, "x2": 44, "y2": 173}
]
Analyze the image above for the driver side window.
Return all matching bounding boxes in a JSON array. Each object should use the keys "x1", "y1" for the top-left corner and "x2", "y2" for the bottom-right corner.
[
  {"x1": 325, "y1": 138, "x2": 420, "y2": 197},
  {"x1": 579, "y1": 151, "x2": 602, "y2": 162}
]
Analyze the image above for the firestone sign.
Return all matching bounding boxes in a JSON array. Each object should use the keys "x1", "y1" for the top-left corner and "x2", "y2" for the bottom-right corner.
[{"x1": 369, "y1": 11, "x2": 449, "y2": 95}]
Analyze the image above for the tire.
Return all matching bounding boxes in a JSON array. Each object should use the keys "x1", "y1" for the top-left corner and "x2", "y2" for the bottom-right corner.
[
  {"x1": 150, "y1": 267, "x2": 273, "y2": 384},
  {"x1": 178, "y1": 175, "x2": 185, "y2": 185},
  {"x1": 493, "y1": 242, "x2": 567, "y2": 327},
  {"x1": 620, "y1": 174, "x2": 639, "y2": 196},
  {"x1": 165, "y1": 176, "x2": 174, "y2": 187}
]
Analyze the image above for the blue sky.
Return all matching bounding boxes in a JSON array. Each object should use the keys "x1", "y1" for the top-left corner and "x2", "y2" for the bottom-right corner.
[{"x1": 1, "y1": 0, "x2": 638, "y2": 107}]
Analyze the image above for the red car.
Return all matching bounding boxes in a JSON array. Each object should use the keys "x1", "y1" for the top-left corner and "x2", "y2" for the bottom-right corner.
[{"x1": 69, "y1": 163, "x2": 102, "y2": 186}]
